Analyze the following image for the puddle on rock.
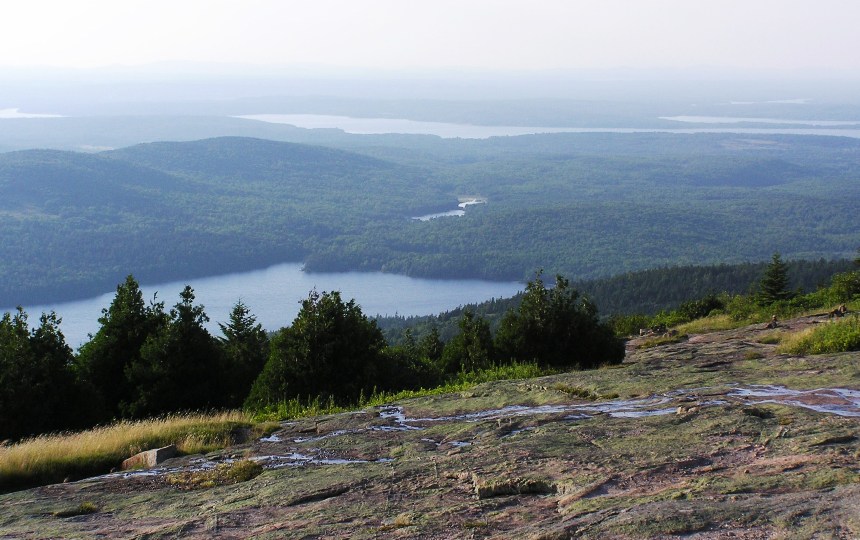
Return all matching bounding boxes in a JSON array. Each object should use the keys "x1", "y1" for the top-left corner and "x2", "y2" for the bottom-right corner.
[
  {"x1": 729, "y1": 385, "x2": 860, "y2": 417},
  {"x1": 251, "y1": 453, "x2": 371, "y2": 469},
  {"x1": 95, "y1": 384, "x2": 859, "y2": 483}
]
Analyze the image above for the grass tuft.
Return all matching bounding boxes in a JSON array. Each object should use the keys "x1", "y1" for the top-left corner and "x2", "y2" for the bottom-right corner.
[
  {"x1": 757, "y1": 331, "x2": 785, "y2": 345},
  {"x1": 166, "y1": 460, "x2": 263, "y2": 490},
  {"x1": 53, "y1": 501, "x2": 99, "y2": 518},
  {"x1": 637, "y1": 334, "x2": 688, "y2": 349}
]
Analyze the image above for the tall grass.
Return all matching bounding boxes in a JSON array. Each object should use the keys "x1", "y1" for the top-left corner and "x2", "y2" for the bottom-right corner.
[
  {"x1": 0, "y1": 411, "x2": 253, "y2": 492},
  {"x1": 777, "y1": 316, "x2": 860, "y2": 355}
]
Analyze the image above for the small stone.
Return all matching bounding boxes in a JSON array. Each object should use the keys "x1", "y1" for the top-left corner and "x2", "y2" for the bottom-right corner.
[{"x1": 121, "y1": 445, "x2": 177, "y2": 470}]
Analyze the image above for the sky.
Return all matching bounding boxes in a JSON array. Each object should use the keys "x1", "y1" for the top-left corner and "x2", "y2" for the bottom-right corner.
[{"x1": 1, "y1": 0, "x2": 859, "y2": 74}]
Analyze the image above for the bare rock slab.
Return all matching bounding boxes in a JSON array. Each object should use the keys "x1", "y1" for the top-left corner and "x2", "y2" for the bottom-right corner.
[{"x1": 121, "y1": 445, "x2": 177, "y2": 470}]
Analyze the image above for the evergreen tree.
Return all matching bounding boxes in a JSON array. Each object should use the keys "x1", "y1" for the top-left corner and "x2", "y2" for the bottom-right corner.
[
  {"x1": 0, "y1": 309, "x2": 84, "y2": 439},
  {"x1": 419, "y1": 327, "x2": 445, "y2": 366},
  {"x1": 0, "y1": 309, "x2": 37, "y2": 439},
  {"x1": 376, "y1": 328, "x2": 442, "y2": 392},
  {"x1": 439, "y1": 310, "x2": 495, "y2": 374},
  {"x1": 218, "y1": 301, "x2": 269, "y2": 407},
  {"x1": 246, "y1": 290, "x2": 386, "y2": 407},
  {"x1": 123, "y1": 286, "x2": 223, "y2": 418},
  {"x1": 77, "y1": 275, "x2": 167, "y2": 420},
  {"x1": 495, "y1": 271, "x2": 624, "y2": 368},
  {"x1": 757, "y1": 253, "x2": 793, "y2": 304}
]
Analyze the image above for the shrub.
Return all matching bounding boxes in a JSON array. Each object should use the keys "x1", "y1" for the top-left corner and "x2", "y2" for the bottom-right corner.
[
  {"x1": 495, "y1": 272, "x2": 624, "y2": 369},
  {"x1": 828, "y1": 271, "x2": 860, "y2": 303},
  {"x1": 677, "y1": 293, "x2": 725, "y2": 321},
  {"x1": 777, "y1": 316, "x2": 860, "y2": 355},
  {"x1": 609, "y1": 314, "x2": 652, "y2": 337}
]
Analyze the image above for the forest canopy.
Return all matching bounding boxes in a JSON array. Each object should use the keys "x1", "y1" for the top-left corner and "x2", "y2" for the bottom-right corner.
[{"x1": 1, "y1": 133, "x2": 859, "y2": 305}]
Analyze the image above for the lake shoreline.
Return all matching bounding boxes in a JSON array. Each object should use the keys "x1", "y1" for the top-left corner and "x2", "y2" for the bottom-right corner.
[{"x1": 4, "y1": 262, "x2": 524, "y2": 348}]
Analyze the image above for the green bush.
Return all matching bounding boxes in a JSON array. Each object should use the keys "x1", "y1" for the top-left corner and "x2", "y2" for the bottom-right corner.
[
  {"x1": 829, "y1": 271, "x2": 860, "y2": 303},
  {"x1": 608, "y1": 314, "x2": 652, "y2": 337},
  {"x1": 677, "y1": 293, "x2": 725, "y2": 321},
  {"x1": 495, "y1": 272, "x2": 624, "y2": 369},
  {"x1": 777, "y1": 316, "x2": 860, "y2": 355}
]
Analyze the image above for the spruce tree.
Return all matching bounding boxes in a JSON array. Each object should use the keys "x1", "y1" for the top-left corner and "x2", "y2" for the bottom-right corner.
[
  {"x1": 0, "y1": 309, "x2": 84, "y2": 439},
  {"x1": 77, "y1": 275, "x2": 167, "y2": 420},
  {"x1": 123, "y1": 286, "x2": 223, "y2": 417},
  {"x1": 218, "y1": 301, "x2": 269, "y2": 407},
  {"x1": 246, "y1": 290, "x2": 386, "y2": 407},
  {"x1": 757, "y1": 253, "x2": 793, "y2": 304},
  {"x1": 439, "y1": 310, "x2": 495, "y2": 374}
]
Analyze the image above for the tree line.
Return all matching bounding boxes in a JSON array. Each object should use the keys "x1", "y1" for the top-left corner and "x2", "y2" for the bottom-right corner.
[
  {"x1": 376, "y1": 257, "x2": 855, "y2": 346},
  {"x1": 0, "y1": 273, "x2": 624, "y2": 441}
]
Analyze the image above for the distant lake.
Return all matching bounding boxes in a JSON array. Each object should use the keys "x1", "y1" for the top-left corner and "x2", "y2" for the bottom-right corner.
[
  {"x1": 238, "y1": 113, "x2": 860, "y2": 139},
  {"x1": 8, "y1": 263, "x2": 523, "y2": 348},
  {"x1": 413, "y1": 198, "x2": 487, "y2": 221},
  {"x1": 661, "y1": 115, "x2": 860, "y2": 127},
  {"x1": 0, "y1": 107, "x2": 63, "y2": 119},
  {"x1": 237, "y1": 114, "x2": 582, "y2": 138}
]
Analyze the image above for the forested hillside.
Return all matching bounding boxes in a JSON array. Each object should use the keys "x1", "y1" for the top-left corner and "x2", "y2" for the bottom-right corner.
[
  {"x1": 376, "y1": 258, "x2": 855, "y2": 344},
  {"x1": 2, "y1": 133, "x2": 859, "y2": 305}
]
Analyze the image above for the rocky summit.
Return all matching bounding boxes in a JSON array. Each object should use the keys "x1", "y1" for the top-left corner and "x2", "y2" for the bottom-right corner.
[{"x1": 1, "y1": 313, "x2": 858, "y2": 539}]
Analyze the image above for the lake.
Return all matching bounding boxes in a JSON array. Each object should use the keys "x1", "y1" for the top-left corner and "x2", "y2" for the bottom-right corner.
[
  {"x1": 9, "y1": 263, "x2": 523, "y2": 348},
  {"x1": 238, "y1": 113, "x2": 860, "y2": 139},
  {"x1": 660, "y1": 115, "x2": 860, "y2": 127},
  {"x1": 413, "y1": 198, "x2": 487, "y2": 221},
  {"x1": 0, "y1": 108, "x2": 63, "y2": 119}
]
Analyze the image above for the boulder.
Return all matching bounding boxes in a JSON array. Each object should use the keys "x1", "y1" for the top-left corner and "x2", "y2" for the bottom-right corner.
[{"x1": 121, "y1": 444, "x2": 177, "y2": 470}]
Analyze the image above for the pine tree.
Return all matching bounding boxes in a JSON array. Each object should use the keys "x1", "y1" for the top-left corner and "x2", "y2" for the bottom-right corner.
[
  {"x1": 123, "y1": 286, "x2": 223, "y2": 417},
  {"x1": 439, "y1": 310, "x2": 495, "y2": 374},
  {"x1": 76, "y1": 275, "x2": 167, "y2": 420},
  {"x1": 219, "y1": 301, "x2": 269, "y2": 407},
  {"x1": 757, "y1": 253, "x2": 793, "y2": 304},
  {"x1": 246, "y1": 290, "x2": 386, "y2": 407},
  {"x1": 0, "y1": 309, "x2": 84, "y2": 439}
]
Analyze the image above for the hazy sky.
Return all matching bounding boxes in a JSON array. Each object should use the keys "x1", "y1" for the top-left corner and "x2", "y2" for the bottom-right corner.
[{"x1": 2, "y1": 0, "x2": 859, "y2": 73}]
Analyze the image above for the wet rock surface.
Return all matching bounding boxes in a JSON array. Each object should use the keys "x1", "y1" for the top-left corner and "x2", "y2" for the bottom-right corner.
[{"x1": 1, "y1": 314, "x2": 858, "y2": 538}]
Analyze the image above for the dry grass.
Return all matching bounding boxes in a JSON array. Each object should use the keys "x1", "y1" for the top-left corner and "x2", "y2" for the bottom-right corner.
[{"x1": 0, "y1": 411, "x2": 257, "y2": 492}]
